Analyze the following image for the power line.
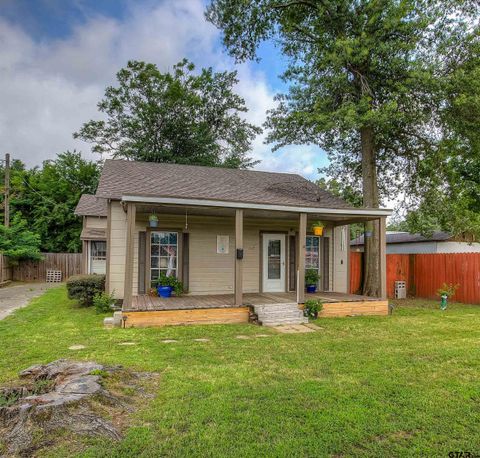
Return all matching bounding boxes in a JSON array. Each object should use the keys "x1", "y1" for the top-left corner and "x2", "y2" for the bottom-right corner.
[{"x1": 21, "y1": 177, "x2": 58, "y2": 206}]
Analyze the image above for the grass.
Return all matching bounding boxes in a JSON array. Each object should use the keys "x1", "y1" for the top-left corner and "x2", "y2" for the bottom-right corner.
[{"x1": 1, "y1": 287, "x2": 480, "y2": 457}]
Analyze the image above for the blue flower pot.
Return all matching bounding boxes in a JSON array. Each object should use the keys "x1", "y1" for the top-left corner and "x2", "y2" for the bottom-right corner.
[
  {"x1": 149, "y1": 220, "x2": 158, "y2": 228},
  {"x1": 157, "y1": 286, "x2": 172, "y2": 298},
  {"x1": 306, "y1": 285, "x2": 317, "y2": 293}
]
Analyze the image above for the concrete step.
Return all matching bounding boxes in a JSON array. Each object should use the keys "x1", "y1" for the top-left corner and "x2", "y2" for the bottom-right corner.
[
  {"x1": 256, "y1": 307, "x2": 303, "y2": 315},
  {"x1": 253, "y1": 302, "x2": 308, "y2": 326},
  {"x1": 257, "y1": 313, "x2": 305, "y2": 321},
  {"x1": 261, "y1": 317, "x2": 309, "y2": 326},
  {"x1": 254, "y1": 303, "x2": 298, "y2": 311}
]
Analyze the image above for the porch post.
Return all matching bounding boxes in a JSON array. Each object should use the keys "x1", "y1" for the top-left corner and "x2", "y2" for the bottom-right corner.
[
  {"x1": 124, "y1": 202, "x2": 136, "y2": 307},
  {"x1": 379, "y1": 216, "x2": 387, "y2": 299},
  {"x1": 235, "y1": 209, "x2": 243, "y2": 306},
  {"x1": 297, "y1": 212, "x2": 307, "y2": 303}
]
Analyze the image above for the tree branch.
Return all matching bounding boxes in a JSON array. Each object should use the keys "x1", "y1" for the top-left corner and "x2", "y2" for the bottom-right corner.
[{"x1": 271, "y1": 1, "x2": 317, "y2": 9}]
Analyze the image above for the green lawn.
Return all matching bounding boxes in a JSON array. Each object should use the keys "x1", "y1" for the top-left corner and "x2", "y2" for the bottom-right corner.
[{"x1": 1, "y1": 287, "x2": 479, "y2": 457}]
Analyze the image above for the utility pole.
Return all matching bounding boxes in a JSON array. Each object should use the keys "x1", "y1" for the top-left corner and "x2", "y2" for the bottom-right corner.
[{"x1": 4, "y1": 153, "x2": 10, "y2": 227}]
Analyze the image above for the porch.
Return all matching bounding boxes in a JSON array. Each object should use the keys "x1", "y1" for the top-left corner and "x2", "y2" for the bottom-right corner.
[
  {"x1": 119, "y1": 201, "x2": 389, "y2": 306},
  {"x1": 125, "y1": 291, "x2": 380, "y2": 311},
  {"x1": 122, "y1": 291, "x2": 389, "y2": 327},
  {"x1": 114, "y1": 197, "x2": 390, "y2": 327}
]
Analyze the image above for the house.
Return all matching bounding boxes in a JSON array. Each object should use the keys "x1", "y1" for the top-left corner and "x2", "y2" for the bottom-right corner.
[
  {"x1": 76, "y1": 160, "x2": 392, "y2": 327},
  {"x1": 350, "y1": 231, "x2": 480, "y2": 254},
  {"x1": 75, "y1": 194, "x2": 108, "y2": 274}
]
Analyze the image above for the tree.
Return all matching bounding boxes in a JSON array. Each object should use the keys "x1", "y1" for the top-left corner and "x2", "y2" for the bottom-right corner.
[
  {"x1": 0, "y1": 215, "x2": 42, "y2": 265},
  {"x1": 75, "y1": 59, "x2": 261, "y2": 168},
  {"x1": 401, "y1": 32, "x2": 480, "y2": 240},
  {"x1": 11, "y1": 152, "x2": 101, "y2": 252},
  {"x1": 206, "y1": 0, "x2": 478, "y2": 295},
  {"x1": 317, "y1": 177, "x2": 363, "y2": 239}
]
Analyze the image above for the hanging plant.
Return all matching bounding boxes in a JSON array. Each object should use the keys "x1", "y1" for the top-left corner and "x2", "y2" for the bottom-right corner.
[
  {"x1": 149, "y1": 214, "x2": 158, "y2": 228},
  {"x1": 312, "y1": 221, "x2": 326, "y2": 236}
]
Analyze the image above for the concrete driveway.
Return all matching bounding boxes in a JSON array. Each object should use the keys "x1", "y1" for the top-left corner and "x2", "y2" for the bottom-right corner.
[{"x1": 0, "y1": 283, "x2": 55, "y2": 320}]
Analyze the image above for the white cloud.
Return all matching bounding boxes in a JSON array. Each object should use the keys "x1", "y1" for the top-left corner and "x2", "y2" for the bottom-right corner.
[{"x1": 0, "y1": 0, "x2": 327, "y2": 179}]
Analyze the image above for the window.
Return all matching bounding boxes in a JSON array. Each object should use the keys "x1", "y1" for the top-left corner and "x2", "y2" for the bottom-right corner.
[
  {"x1": 340, "y1": 227, "x2": 346, "y2": 251},
  {"x1": 267, "y1": 239, "x2": 281, "y2": 279},
  {"x1": 150, "y1": 231, "x2": 178, "y2": 285},
  {"x1": 305, "y1": 236, "x2": 320, "y2": 282},
  {"x1": 91, "y1": 241, "x2": 106, "y2": 260},
  {"x1": 89, "y1": 241, "x2": 106, "y2": 275}
]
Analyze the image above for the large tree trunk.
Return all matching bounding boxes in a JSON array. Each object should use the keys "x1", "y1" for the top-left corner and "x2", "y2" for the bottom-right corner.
[{"x1": 360, "y1": 126, "x2": 380, "y2": 296}]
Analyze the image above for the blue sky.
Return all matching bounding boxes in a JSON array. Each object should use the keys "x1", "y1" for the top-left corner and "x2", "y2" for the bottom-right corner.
[{"x1": 0, "y1": 0, "x2": 328, "y2": 179}]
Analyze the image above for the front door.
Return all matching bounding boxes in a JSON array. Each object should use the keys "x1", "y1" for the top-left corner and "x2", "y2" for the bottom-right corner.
[{"x1": 262, "y1": 234, "x2": 286, "y2": 292}]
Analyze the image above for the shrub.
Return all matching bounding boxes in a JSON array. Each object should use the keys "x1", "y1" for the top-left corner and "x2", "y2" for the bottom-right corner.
[
  {"x1": 0, "y1": 215, "x2": 43, "y2": 265},
  {"x1": 93, "y1": 291, "x2": 116, "y2": 314},
  {"x1": 305, "y1": 269, "x2": 319, "y2": 286},
  {"x1": 156, "y1": 273, "x2": 184, "y2": 296},
  {"x1": 66, "y1": 274, "x2": 105, "y2": 307},
  {"x1": 436, "y1": 282, "x2": 459, "y2": 298},
  {"x1": 304, "y1": 299, "x2": 323, "y2": 319}
]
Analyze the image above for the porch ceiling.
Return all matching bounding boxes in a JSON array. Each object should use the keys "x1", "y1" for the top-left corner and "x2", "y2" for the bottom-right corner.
[{"x1": 133, "y1": 203, "x2": 383, "y2": 224}]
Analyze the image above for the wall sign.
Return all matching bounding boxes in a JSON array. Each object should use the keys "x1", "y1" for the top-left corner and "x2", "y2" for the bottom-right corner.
[{"x1": 216, "y1": 235, "x2": 229, "y2": 254}]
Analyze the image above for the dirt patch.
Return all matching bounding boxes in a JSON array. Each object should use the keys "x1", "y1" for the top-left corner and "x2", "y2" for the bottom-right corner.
[{"x1": 0, "y1": 359, "x2": 159, "y2": 457}]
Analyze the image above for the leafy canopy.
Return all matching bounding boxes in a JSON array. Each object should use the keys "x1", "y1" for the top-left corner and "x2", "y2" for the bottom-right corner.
[
  {"x1": 400, "y1": 34, "x2": 480, "y2": 240},
  {"x1": 207, "y1": 0, "x2": 479, "y2": 200},
  {"x1": 3, "y1": 151, "x2": 101, "y2": 253},
  {"x1": 75, "y1": 59, "x2": 262, "y2": 168},
  {"x1": 0, "y1": 215, "x2": 42, "y2": 264}
]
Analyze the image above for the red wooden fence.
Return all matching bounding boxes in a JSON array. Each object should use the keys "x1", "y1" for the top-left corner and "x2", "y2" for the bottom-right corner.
[
  {"x1": 350, "y1": 252, "x2": 480, "y2": 304},
  {"x1": 349, "y1": 252, "x2": 363, "y2": 295}
]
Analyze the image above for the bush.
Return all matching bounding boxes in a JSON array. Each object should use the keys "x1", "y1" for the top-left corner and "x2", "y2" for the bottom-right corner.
[
  {"x1": 156, "y1": 273, "x2": 184, "y2": 296},
  {"x1": 93, "y1": 291, "x2": 116, "y2": 314},
  {"x1": 66, "y1": 274, "x2": 105, "y2": 307},
  {"x1": 304, "y1": 299, "x2": 323, "y2": 319},
  {"x1": 436, "y1": 282, "x2": 459, "y2": 298},
  {"x1": 305, "y1": 269, "x2": 319, "y2": 286}
]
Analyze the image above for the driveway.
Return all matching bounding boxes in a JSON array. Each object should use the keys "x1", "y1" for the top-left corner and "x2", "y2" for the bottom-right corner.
[{"x1": 0, "y1": 283, "x2": 55, "y2": 320}]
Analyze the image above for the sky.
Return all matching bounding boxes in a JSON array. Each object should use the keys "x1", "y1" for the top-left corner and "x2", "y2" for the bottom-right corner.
[{"x1": 0, "y1": 0, "x2": 329, "y2": 180}]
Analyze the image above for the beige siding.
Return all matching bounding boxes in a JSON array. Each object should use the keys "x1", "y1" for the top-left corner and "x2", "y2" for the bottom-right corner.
[
  {"x1": 332, "y1": 225, "x2": 348, "y2": 293},
  {"x1": 108, "y1": 202, "x2": 127, "y2": 299},
  {"x1": 84, "y1": 216, "x2": 107, "y2": 229},
  {"x1": 107, "y1": 206, "x2": 346, "y2": 299}
]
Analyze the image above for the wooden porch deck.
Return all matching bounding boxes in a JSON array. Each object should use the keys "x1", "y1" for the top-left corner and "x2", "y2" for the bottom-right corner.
[{"x1": 125, "y1": 291, "x2": 379, "y2": 312}]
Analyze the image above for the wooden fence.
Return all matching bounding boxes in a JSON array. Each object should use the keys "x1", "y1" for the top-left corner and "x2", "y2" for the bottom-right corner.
[
  {"x1": 0, "y1": 255, "x2": 12, "y2": 283},
  {"x1": 350, "y1": 252, "x2": 480, "y2": 304},
  {"x1": 0, "y1": 253, "x2": 82, "y2": 283}
]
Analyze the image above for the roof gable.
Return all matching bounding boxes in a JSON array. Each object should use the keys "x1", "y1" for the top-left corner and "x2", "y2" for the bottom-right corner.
[{"x1": 74, "y1": 194, "x2": 108, "y2": 217}]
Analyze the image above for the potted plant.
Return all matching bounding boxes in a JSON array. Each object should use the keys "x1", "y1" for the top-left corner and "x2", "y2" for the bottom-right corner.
[
  {"x1": 156, "y1": 273, "x2": 184, "y2": 298},
  {"x1": 149, "y1": 214, "x2": 159, "y2": 228},
  {"x1": 436, "y1": 283, "x2": 459, "y2": 310},
  {"x1": 305, "y1": 269, "x2": 319, "y2": 293},
  {"x1": 311, "y1": 221, "x2": 325, "y2": 236},
  {"x1": 303, "y1": 299, "x2": 323, "y2": 319}
]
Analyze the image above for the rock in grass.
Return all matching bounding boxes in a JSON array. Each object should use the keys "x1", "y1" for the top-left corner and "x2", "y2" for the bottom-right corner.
[{"x1": 0, "y1": 359, "x2": 158, "y2": 456}]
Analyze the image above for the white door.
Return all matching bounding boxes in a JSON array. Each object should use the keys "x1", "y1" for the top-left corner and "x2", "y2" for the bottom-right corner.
[
  {"x1": 89, "y1": 241, "x2": 107, "y2": 275},
  {"x1": 262, "y1": 234, "x2": 286, "y2": 292}
]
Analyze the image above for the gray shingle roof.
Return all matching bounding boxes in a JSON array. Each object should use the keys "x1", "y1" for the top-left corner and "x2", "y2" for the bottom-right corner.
[
  {"x1": 74, "y1": 194, "x2": 108, "y2": 217},
  {"x1": 95, "y1": 160, "x2": 353, "y2": 209},
  {"x1": 350, "y1": 231, "x2": 453, "y2": 246}
]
